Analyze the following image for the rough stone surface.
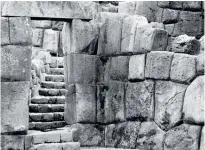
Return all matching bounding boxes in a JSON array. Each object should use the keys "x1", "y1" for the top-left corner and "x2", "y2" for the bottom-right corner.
[
  {"x1": 200, "y1": 126, "x2": 205, "y2": 150},
  {"x1": 145, "y1": 51, "x2": 174, "y2": 80},
  {"x1": 65, "y1": 84, "x2": 96, "y2": 124},
  {"x1": 121, "y1": 15, "x2": 148, "y2": 53},
  {"x1": 1, "y1": 17, "x2": 9, "y2": 45},
  {"x1": 126, "y1": 80, "x2": 154, "y2": 121},
  {"x1": 183, "y1": 75, "x2": 204, "y2": 124},
  {"x1": 173, "y1": 11, "x2": 204, "y2": 37},
  {"x1": 171, "y1": 35, "x2": 200, "y2": 55},
  {"x1": 136, "y1": 122, "x2": 165, "y2": 150},
  {"x1": 197, "y1": 52, "x2": 204, "y2": 75},
  {"x1": 32, "y1": 28, "x2": 44, "y2": 47},
  {"x1": 170, "y1": 53, "x2": 196, "y2": 84},
  {"x1": 1, "y1": 45, "x2": 32, "y2": 82},
  {"x1": 2, "y1": 1, "x2": 100, "y2": 19},
  {"x1": 64, "y1": 54, "x2": 98, "y2": 85},
  {"x1": 118, "y1": 1, "x2": 136, "y2": 15},
  {"x1": 9, "y1": 17, "x2": 32, "y2": 45},
  {"x1": 43, "y1": 29, "x2": 59, "y2": 54},
  {"x1": 31, "y1": 20, "x2": 52, "y2": 28},
  {"x1": 134, "y1": 26, "x2": 168, "y2": 53},
  {"x1": 162, "y1": 9, "x2": 179, "y2": 24},
  {"x1": 105, "y1": 122, "x2": 141, "y2": 148},
  {"x1": 200, "y1": 35, "x2": 204, "y2": 52},
  {"x1": 1, "y1": 82, "x2": 29, "y2": 134},
  {"x1": 165, "y1": 24, "x2": 175, "y2": 36},
  {"x1": 1, "y1": 135, "x2": 25, "y2": 150},
  {"x1": 72, "y1": 123, "x2": 105, "y2": 146},
  {"x1": 183, "y1": 1, "x2": 202, "y2": 11},
  {"x1": 164, "y1": 124, "x2": 201, "y2": 150},
  {"x1": 52, "y1": 21, "x2": 64, "y2": 31},
  {"x1": 155, "y1": 81, "x2": 188, "y2": 131},
  {"x1": 128, "y1": 54, "x2": 145, "y2": 81}
]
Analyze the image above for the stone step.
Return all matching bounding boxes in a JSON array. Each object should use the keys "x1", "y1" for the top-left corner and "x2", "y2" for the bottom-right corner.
[
  {"x1": 31, "y1": 96, "x2": 65, "y2": 104},
  {"x1": 49, "y1": 68, "x2": 64, "y2": 75},
  {"x1": 29, "y1": 121, "x2": 66, "y2": 131},
  {"x1": 45, "y1": 75, "x2": 65, "y2": 82},
  {"x1": 28, "y1": 142, "x2": 80, "y2": 150},
  {"x1": 50, "y1": 57, "x2": 64, "y2": 68},
  {"x1": 30, "y1": 104, "x2": 64, "y2": 113},
  {"x1": 29, "y1": 112, "x2": 64, "y2": 122},
  {"x1": 39, "y1": 89, "x2": 66, "y2": 96},
  {"x1": 81, "y1": 148, "x2": 137, "y2": 150},
  {"x1": 41, "y1": 81, "x2": 65, "y2": 89}
]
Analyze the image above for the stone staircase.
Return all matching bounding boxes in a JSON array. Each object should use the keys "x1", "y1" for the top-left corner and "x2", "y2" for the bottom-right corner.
[{"x1": 29, "y1": 56, "x2": 67, "y2": 131}]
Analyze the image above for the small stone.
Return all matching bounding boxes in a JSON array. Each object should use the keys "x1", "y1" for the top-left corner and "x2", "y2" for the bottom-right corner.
[
  {"x1": 165, "y1": 24, "x2": 175, "y2": 36},
  {"x1": 126, "y1": 80, "x2": 154, "y2": 121},
  {"x1": 128, "y1": 54, "x2": 145, "y2": 81},
  {"x1": 145, "y1": 51, "x2": 174, "y2": 80},
  {"x1": 169, "y1": 1, "x2": 183, "y2": 9},
  {"x1": 136, "y1": 122, "x2": 165, "y2": 150},
  {"x1": 183, "y1": 75, "x2": 204, "y2": 124},
  {"x1": 32, "y1": 20, "x2": 52, "y2": 28},
  {"x1": 43, "y1": 29, "x2": 59, "y2": 54},
  {"x1": 155, "y1": 81, "x2": 188, "y2": 131},
  {"x1": 1, "y1": 135, "x2": 25, "y2": 150},
  {"x1": 164, "y1": 124, "x2": 201, "y2": 150},
  {"x1": 162, "y1": 9, "x2": 179, "y2": 24},
  {"x1": 170, "y1": 53, "x2": 196, "y2": 84},
  {"x1": 1, "y1": 17, "x2": 10, "y2": 45},
  {"x1": 183, "y1": 2, "x2": 202, "y2": 11},
  {"x1": 171, "y1": 35, "x2": 200, "y2": 55},
  {"x1": 32, "y1": 28, "x2": 44, "y2": 47},
  {"x1": 196, "y1": 52, "x2": 204, "y2": 75},
  {"x1": 52, "y1": 21, "x2": 64, "y2": 30}
]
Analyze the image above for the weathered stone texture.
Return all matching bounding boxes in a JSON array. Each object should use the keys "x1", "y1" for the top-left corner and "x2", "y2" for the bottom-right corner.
[
  {"x1": 200, "y1": 127, "x2": 205, "y2": 150},
  {"x1": 145, "y1": 51, "x2": 174, "y2": 80},
  {"x1": 31, "y1": 20, "x2": 52, "y2": 28},
  {"x1": 183, "y1": 75, "x2": 204, "y2": 124},
  {"x1": 136, "y1": 122, "x2": 165, "y2": 150},
  {"x1": 72, "y1": 123, "x2": 104, "y2": 146},
  {"x1": 32, "y1": 28, "x2": 44, "y2": 47},
  {"x1": 162, "y1": 9, "x2": 179, "y2": 24},
  {"x1": 2, "y1": 1, "x2": 100, "y2": 19},
  {"x1": 1, "y1": 135, "x2": 25, "y2": 150},
  {"x1": 197, "y1": 52, "x2": 204, "y2": 75},
  {"x1": 134, "y1": 26, "x2": 168, "y2": 53},
  {"x1": 105, "y1": 122, "x2": 141, "y2": 148},
  {"x1": 126, "y1": 80, "x2": 154, "y2": 121},
  {"x1": 128, "y1": 54, "x2": 145, "y2": 81},
  {"x1": 171, "y1": 35, "x2": 200, "y2": 55},
  {"x1": 200, "y1": 35, "x2": 204, "y2": 52},
  {"x1": 65, "y1": 84, "x2": 96, "y2": 124},
  {"x1": 164, "y1": 24, "x2": 175, "y2": 36},
  {"x1": 1, "y1": 17, "x2": 9, "y2": 45},
  {"x1": 52, "y1": 21, "x2": 64, "y2": 31},
  {"x1": 1, "y1": 82, "x2": 29, "y2": 134},
  {"x1": 164, "y1": 124, "x2": 201, "y2": 150},
  {"x1": 183, "y1": 1, "x2": 202, "y2": 11},
  {"x1": 155, "y1": 81, "x2": 188, "y2": 131},
  {"x1": 1, "y1": 45, "x2": 32, "y2": 82},
  {"x1": 43, "y1": 29, "x2": 59, "y2": 54},
  {"x1": 118, "y1": 1, "x2": 136, "y2": 15},
  {"x1": 170, "y1": 53, "x2": 196, "y2": 84}
]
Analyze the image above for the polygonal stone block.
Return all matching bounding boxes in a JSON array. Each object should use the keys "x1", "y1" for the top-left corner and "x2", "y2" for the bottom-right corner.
[
  {"x1": 136, "y1": 122, "x2": 165, "y2": 150},
  {"x1": 126, "y1": 80, "x2": 154, "y2": 121},
  {"x1": 128, "y1": 54, "x2": 145, "y2": 81},
  {"x1": 183, "y1": 1, "x2": 202, "y2": 11},
  {"x1": 1, "y1": 45, "x2": 32, "y2": 82},
  {"x1": 165, "y1": 24, "x2": 175, "y2": 36},
  {"x1": 145, "y1": 51, "x2": 174, "y2": 80},
  {"x1": 170, "y1": 53, "x2": 196, "y2": 84},
  {"x1": 155, "y1": 81, "x2": 188, "y2": 131},
  {"x1": 162, "y1": 9, "x2": 179, "y2": 24},
  {"x1": 1, "y1": 17, "x2": 10, "y2": 45},
  {"x1": 1, "y1": 135, "x2": 25, "y2": 150},
  {"x1": 183, "y1": 75, "x2": 204, "y2": 124},
  {"x1": 118, "y1": 1, "x2": 136, "y2": 15},
  {"x1": 65, "y1": 84, "x2": 96, "y2": 124},
  {"x1": 164, "y1": 124, "x2": 201, "y2": 150},
  {"x1": 32, "y1": 28, "x2": 44, "y2": 47},
  {"x1": 1, "y1": 82, "x2": 29, "y2": 134},
  {"x1": 52, "y1": 21, "x2": 64, "y2": 31}
]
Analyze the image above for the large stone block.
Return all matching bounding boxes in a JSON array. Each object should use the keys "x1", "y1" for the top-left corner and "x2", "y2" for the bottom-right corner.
[
  {"x1": 9, "y1": 17, "x2": 32, "y2": 45},
  {"x1": 155, "y1": 81, "x2": 188, "y2": 131},
  {"x1": 121, "y1": 15, "x2": 148, "y2": 53},
  {"x1": 126, "y1": 80, "x2": 154, "y2": 121},
  {"x1": 183, "y1": 75, "x2": 204, "y2": 124},
  {"x1": 1, "y1": 135, "x2": 25, "y2": 150},
  {"x1": 31, "y1": 20, "x2": 52, "y2": 28},
  {"x1": 171, "y1": 35, "x2": 200, "y2": 55},
  {"x1": 118, "y1": 1, "x2": 136, "y2": 15},
  {"x1": 71, "y1": 123, "x2": 104, "y2": 146},
  {"x1": 162, "y1": 9, "x2": 179, "y2": 24},
  {"x1": 200, "y1": 127, "x2": 205, "y2": 150},
  {"x1": 136, "y1": 122, "x2": 165, "y2": 150},
  {"x1": 164, "y1": 124, "x2": 201, "y2": 150},
  {"x1": 43, "y1": 29, "x2": 59, "y2": 54},
  {"x1": 145, "y1": 51, "x2": 174, "y2": 80},
  {"x1": 170, "y1": 53, "x2": 196, "y2": 84},
  {"x1": 64, "y1": 54, "x2": 98, "y2": 85},
  {"x1": 62, "y1": 19, "x2": 98, "y2": 55},
  {"x1": 1, "y1": 82, "x2": 29, "y2": 134},
  {"x1": 105, "y1": 122, "x2": 141, "y2": 148},
  {"x1": 183, "y1": 1, "x2": 202, "y2": 11},
  {"x1": 173, "y1": 11, "x2": 204, "y2": 37},
  {"x1": 1, "y1": 45, "x2": 32, "y2": 82},
  {"x1": 2, "y1": 1, "x2": 100, "y2": 19},
  {"x1": 1, "y1": 17, "x2": 10, "y2": 45},
  {"x1": 32, "y1": 28, "x2": 44, "y2": 47},
  {"x1": 65, "y1": 84, "x2": 96, "y2": 124},
  {"x1": 97, "y1": 81, "x2": 125, "y2": 124},
  {"x1": 196, "y1": 52, "x2": 204, "y2": 75},
  {"x1": 134, "y1": 26, "x2": 168, "y2": 53},
  {"x1": 128, "y1": 54, "x2": 145, "y2": 81}
]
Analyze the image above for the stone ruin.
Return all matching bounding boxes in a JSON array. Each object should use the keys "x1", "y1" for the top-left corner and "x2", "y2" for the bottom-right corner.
[{"x1": 1, "y1": 1, "x2": 204, "y2": 150}]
